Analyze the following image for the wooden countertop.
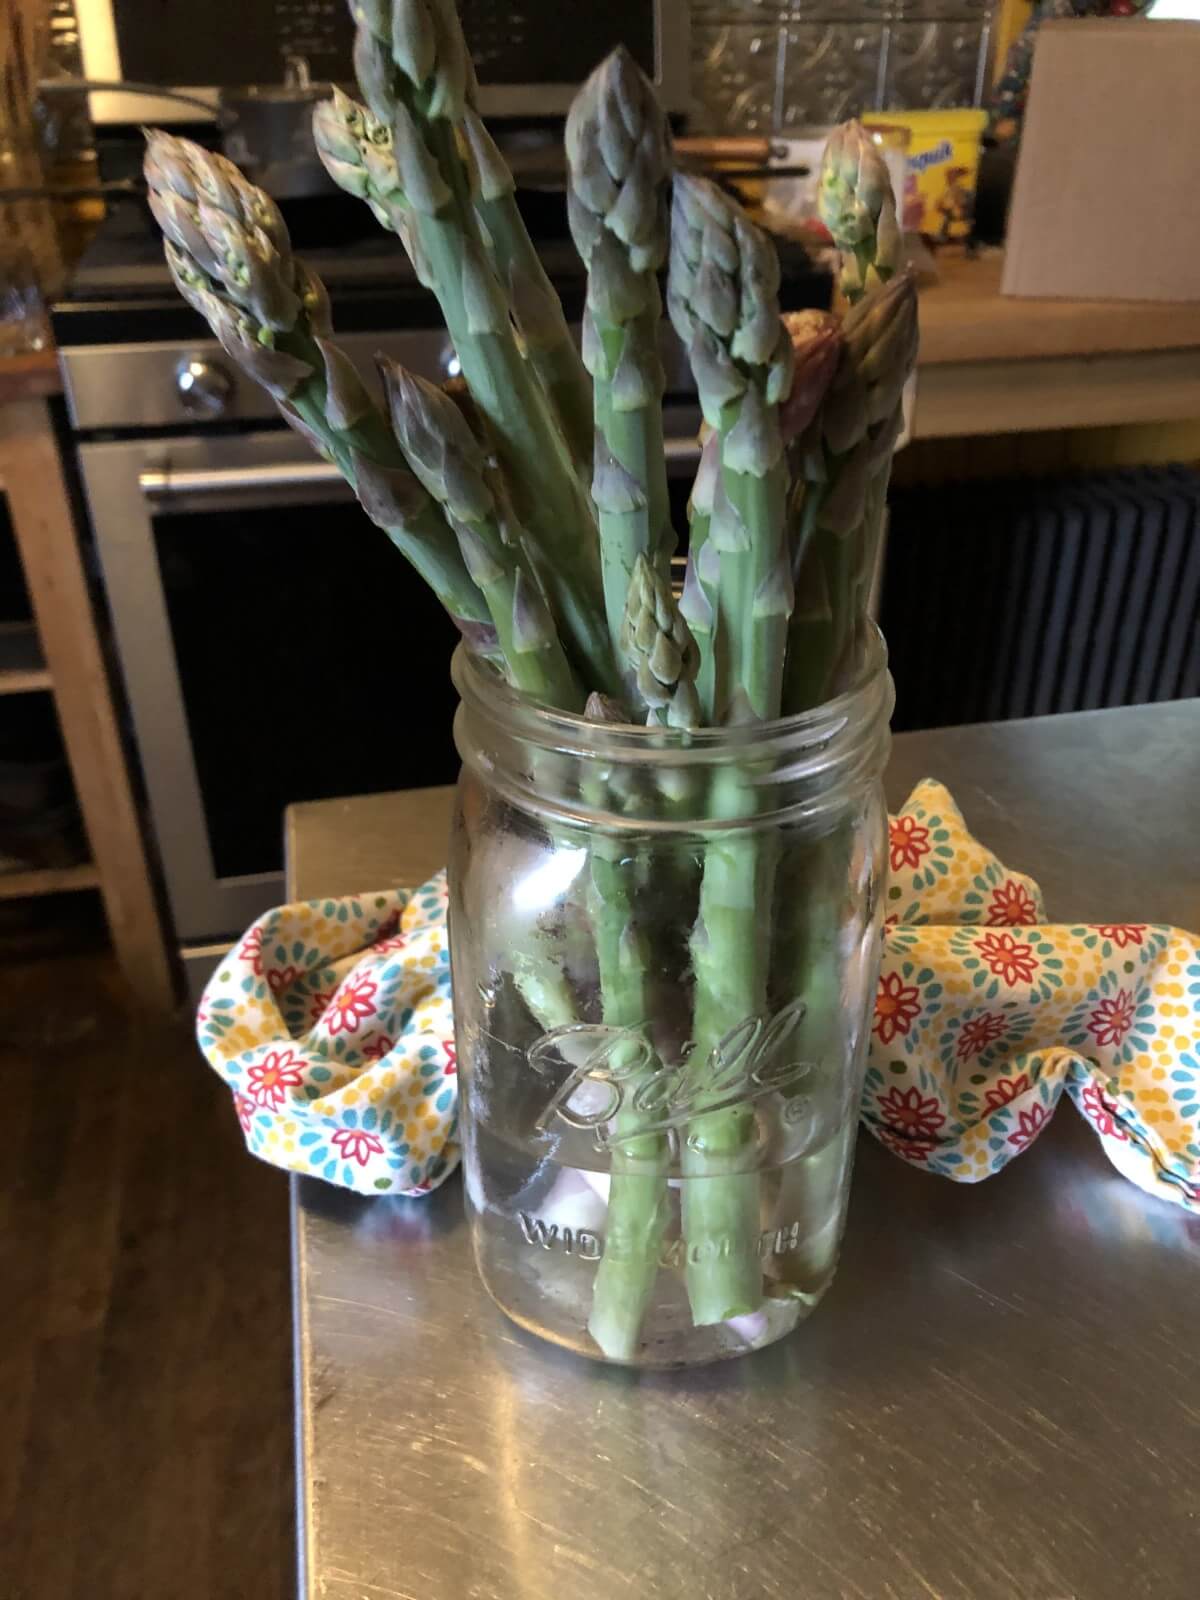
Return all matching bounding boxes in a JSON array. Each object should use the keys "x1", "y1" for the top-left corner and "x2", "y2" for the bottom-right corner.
[
  {"x1": 917, "y1": 250, "x2": 1200, "y2": 367},
  {"x1": 0, "y1": 350, "x2": 61, "y2": 407}
]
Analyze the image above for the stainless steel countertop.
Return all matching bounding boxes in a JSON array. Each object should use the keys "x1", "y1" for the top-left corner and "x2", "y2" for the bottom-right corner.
[{"x1": 288, "y1": 701, "x2": 1200, "y2": 1600}]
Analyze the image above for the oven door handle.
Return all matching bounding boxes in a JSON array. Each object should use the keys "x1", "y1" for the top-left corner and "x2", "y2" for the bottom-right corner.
[
  {"x1": 663, "y1": 436, "x2": 702, "y2": 465},
  {"x1": 138, "y1": 459, "x2": 346, "y2": 499},
  {"x1": 140, "y1": 438, "x2": 703, "y2": 502}
]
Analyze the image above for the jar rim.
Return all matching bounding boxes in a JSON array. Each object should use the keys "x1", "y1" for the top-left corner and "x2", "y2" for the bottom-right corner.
[{"x1": 452, "y1": 625, "x2": 891, "y2": 762}]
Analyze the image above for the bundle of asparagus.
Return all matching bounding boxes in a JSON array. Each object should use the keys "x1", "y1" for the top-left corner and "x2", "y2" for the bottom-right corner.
[{"x1": 145, "y1": 1, "x2": 916, "y2": 1362}]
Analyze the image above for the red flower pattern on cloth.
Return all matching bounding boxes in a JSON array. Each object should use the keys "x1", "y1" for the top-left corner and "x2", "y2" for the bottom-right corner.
[
  {"x1": 198, "y1": 783, "x2": 1200, "y2": 1216},
  {"x1": 977, "y1": 930, "x2": 1040, "y2": 986},
  {"x1": 245, "y1": 1048, "x2": 305, "y2": 1109},
  {"x1": 878, "y1": 1085, "x2": 946, "y2": 1140},
  {"x1": 876, "y1": 1127, "x2": 937, "y2": 1163},
  {"x1": 239, "y1": 925, "x2": 264, "y2": 977},
  {"x1": 1087, "y1": 989, "x2": 1136, "y2": 1049},
  {"x1": 960, "y1": 1011, "x2": 1017, "y2": 1062},
  {"x1": 986, "y1": 879, "x2": 1038, "y2": 927},
  {"x1": 1080, "y1": 1080, "x2": 1128, "y2": 1142},
  {"x1": 330, "y1": 1127, "x2": 385, "y2": 1167},
  {"x1": 889, "y1": 812, "x2": 931, "y2": 871},
  {"x1": 956, "y1": 1012, "x2": 1010, "y2": 1060},
  {"x1": 267, "y1": 964, "x2": 298, "y2": 994},
  {"x1": 326, "y1": 974, "x2": 378, "y2": 1034},
  {"x1": 1007, "y1": 1103, "x2": 1049, "y2": 1149},
  {"x1": 984, "y1": 1072, "x2": 1031, "y2": 1112},
  {"x1": 873, "y1": 972, "x2": 922, "y2": 1043}
]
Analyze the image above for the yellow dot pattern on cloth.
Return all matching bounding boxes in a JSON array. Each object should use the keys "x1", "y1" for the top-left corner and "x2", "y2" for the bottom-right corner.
[
  {"x1": 197, "y1": 879, "x2": 458, "y2": 1196},
  {"x1": 197, "y1": 779, "x2": 1200, "y2": 1213},
  {"x1": 868, "y1": 779, "x2": 1199, "y2": 1212}
]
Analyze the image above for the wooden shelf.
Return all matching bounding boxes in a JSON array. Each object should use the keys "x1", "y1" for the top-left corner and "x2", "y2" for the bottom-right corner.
[
  {"x1": 0, "y1": 861, "x2": 101, "y2": 900},
  {"x1": 0, "y1": 393, "x2": 174, "y2": 1008},
  {"x1": 0, "y1": 621, "x2": 51, "y2": 693},
  {"x1": 0, "y1": 664, "x2": 53, "y2": 695}
]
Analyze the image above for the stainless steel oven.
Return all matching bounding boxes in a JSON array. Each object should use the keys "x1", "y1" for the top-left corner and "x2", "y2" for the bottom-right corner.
[
  {"x1": 62, "y1": 332, "x2": 701, "y2": 996},
  {"x1": 75, "y1": 0, "x2": 690, "y2": 124}
]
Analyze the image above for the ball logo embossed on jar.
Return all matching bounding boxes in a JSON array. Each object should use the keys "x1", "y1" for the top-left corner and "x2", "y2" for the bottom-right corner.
[{"x1": 528, "y1": 997, "x2": 816, "y2": 1149}]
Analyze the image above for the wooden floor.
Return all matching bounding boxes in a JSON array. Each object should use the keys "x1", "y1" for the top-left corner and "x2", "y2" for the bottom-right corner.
[{"x1": 0, "y1": 906, "x2": 294, "y2": 1599}]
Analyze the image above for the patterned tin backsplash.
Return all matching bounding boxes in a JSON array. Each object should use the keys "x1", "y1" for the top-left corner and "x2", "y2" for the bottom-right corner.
[{"x1": 689, "y1": 2, "x2": 995, "y2": 134}]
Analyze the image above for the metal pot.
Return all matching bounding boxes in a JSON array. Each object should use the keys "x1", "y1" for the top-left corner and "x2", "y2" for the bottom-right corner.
[
  {"x1": 218, "y1": 56, "x2": 335, "y2": 201},
  {"x1": 39, "y1": 60, "x2": 336, "y2": 202}
]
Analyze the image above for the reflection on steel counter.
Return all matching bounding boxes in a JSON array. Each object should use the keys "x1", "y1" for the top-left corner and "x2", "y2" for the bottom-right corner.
[{"x1": 289, "y1": 699, "x2": 1200, "y2": 1600}]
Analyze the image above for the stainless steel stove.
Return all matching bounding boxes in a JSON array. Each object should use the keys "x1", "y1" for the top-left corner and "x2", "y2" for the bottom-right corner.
[{"x1": 53, "y1": 188, "x2": 828, "y2": 998}]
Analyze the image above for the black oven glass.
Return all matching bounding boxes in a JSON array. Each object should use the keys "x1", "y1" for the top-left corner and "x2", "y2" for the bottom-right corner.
[
  {"x1": 116, "y1": 1, "x2": 654, "y2": 90},
  {"x1": 460, "y1": 2, "x2": 654, "y2": 84},
  {"x1": 153, "y1": 500, "x2": 463, "y2": 881}
]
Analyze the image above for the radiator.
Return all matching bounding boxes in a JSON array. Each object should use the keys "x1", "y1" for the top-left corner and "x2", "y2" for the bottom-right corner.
[{"x1": 880, "y1": 466, "x2": 1200, "y2": 732}]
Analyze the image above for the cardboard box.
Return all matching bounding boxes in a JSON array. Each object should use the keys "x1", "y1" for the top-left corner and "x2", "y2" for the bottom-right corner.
[{"x1": 1002, "y1": 19, "x2": 1200, "y2": 303}]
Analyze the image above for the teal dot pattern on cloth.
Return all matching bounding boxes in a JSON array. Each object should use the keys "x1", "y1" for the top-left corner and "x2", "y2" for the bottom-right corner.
[{"x1": 197, "y1": 783, "x2": 1200, "y2": 1212}]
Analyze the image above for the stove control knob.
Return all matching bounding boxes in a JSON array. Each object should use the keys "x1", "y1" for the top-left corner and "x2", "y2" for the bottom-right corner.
[{"x1": 176, "y1": 356, "x2": 234, "y2": 419}]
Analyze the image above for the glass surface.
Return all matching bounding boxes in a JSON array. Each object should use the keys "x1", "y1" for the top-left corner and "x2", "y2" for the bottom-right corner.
[
  {"x1": 154, "y1": 501, "x2": 462, "y2": 880},
  {"x1": 116, "y1": 0, "x2": 655, "y2": 88},
  {"x1": 0, "y1": 243, "x2": 49, "y2": 357},
  {"x1": 449, "y1": 642, "x2": 893, "y2": 1366},
  {"x1": 459, "y1": 1, "x2": 654, "y2": 83}
]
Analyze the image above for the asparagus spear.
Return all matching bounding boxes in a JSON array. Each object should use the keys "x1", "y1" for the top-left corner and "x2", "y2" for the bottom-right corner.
[
  {"x1": 143, "y1": 130, "x2": 494, "y2": 644},
  {"x1": 667, "y1": 175, "x2": 798, "y2": 1324},
  {"x1": 381, "y1": 361, "x2": 584, "y2": 710},
  {"x1": 566, "y1": 46, "x2": 675, "y2": 658},
  {"x1": 341, "y1": 4, "x2": 619, "y2": 695},
  {"x1": 620, "y1": 554, "x2": 701, "y2": 729},
  {"x1": 313, "y1": 88, "x2": 594, "y2": 470},
  {"x1": 818, "y1": 120, "x2": 902, "y2": 305},
  {"x1": 679, "y1": 430, "x2": 721, "y2": 723},
  {"x1": 582, "y1": 679, "x2": 668, "y2": 1361},
  {"x1": 460, "y1": 106, "x2": 594, "y2": 469},
  {"x1": 784, "y1": 271, "x2": 918, "y2": 711},
  {"x1": 668, "y1": 174, "x2": 795, "y2": 724},
  {"x1": 583, "y1": 560, "x2": 704, "y2": 1357}
]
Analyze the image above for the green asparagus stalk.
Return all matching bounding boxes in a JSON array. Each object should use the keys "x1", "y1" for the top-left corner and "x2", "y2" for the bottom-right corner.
[
  {"x1": 380, "y1": 361, "x2": 584, "y2": 710},
  {"x1": 818, "y1": 120, "x2": 902, "y2": 305},
  {"x1": 566, "y1": 46, "x2": 675, "y2": 659},
  {"x1": 337, "y1": 5, "x2": 619, "y2": 695},
  {"x1": 784, "y1": 271, "x2": 918, "y2": 711},
  {"x1": 776, "y1": 310, "x2": 843, "y2": 706},
  {"x1": 667, "y1": 175, "x2": 799, "y2": 1324},
  {"x1": 143, "y1": 130, "x2": 494, "y2": 645},
  {"x1": 620, "y1": 554, "x2": 701, "y2": 729},
  {"x1": 313, "y1": 87, "x2": 594, "y2": 471},
  {"x1": 668, "y1": 175, "x2": 795, "y2": 724},
  {"x1": 459, "y1": 106, "x2": 594, "y2": 468},
  {"x1": 579, "y1": 687, "x2": 668, "y2": 1361},
  {"x1": 679, "y1": 430, "x2": 721, "y2": 723}
]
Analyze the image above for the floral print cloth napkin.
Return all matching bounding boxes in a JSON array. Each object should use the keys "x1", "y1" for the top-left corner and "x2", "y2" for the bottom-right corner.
[
  {"x1": 868, "y1": 781, "x2": 1198, "y2": 1210},
  {"x1": 197, "y1": 779, "x2": 1200, "y2": 1210}
]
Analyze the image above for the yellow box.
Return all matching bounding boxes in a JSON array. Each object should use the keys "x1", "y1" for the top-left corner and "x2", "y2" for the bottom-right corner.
[{"x1": 862, "y1": 109, "x2": 988, "y2": 242}]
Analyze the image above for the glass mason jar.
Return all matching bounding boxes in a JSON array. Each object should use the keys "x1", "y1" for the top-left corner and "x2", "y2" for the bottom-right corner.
[{"x1": 449, "y1": 632, "x2": 893, "y2": 1367}]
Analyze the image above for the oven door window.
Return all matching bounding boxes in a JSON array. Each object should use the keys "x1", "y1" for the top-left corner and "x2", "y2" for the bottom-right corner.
[{"x1": 154, "y1": 499, "x2": 462, "y2": 881}]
